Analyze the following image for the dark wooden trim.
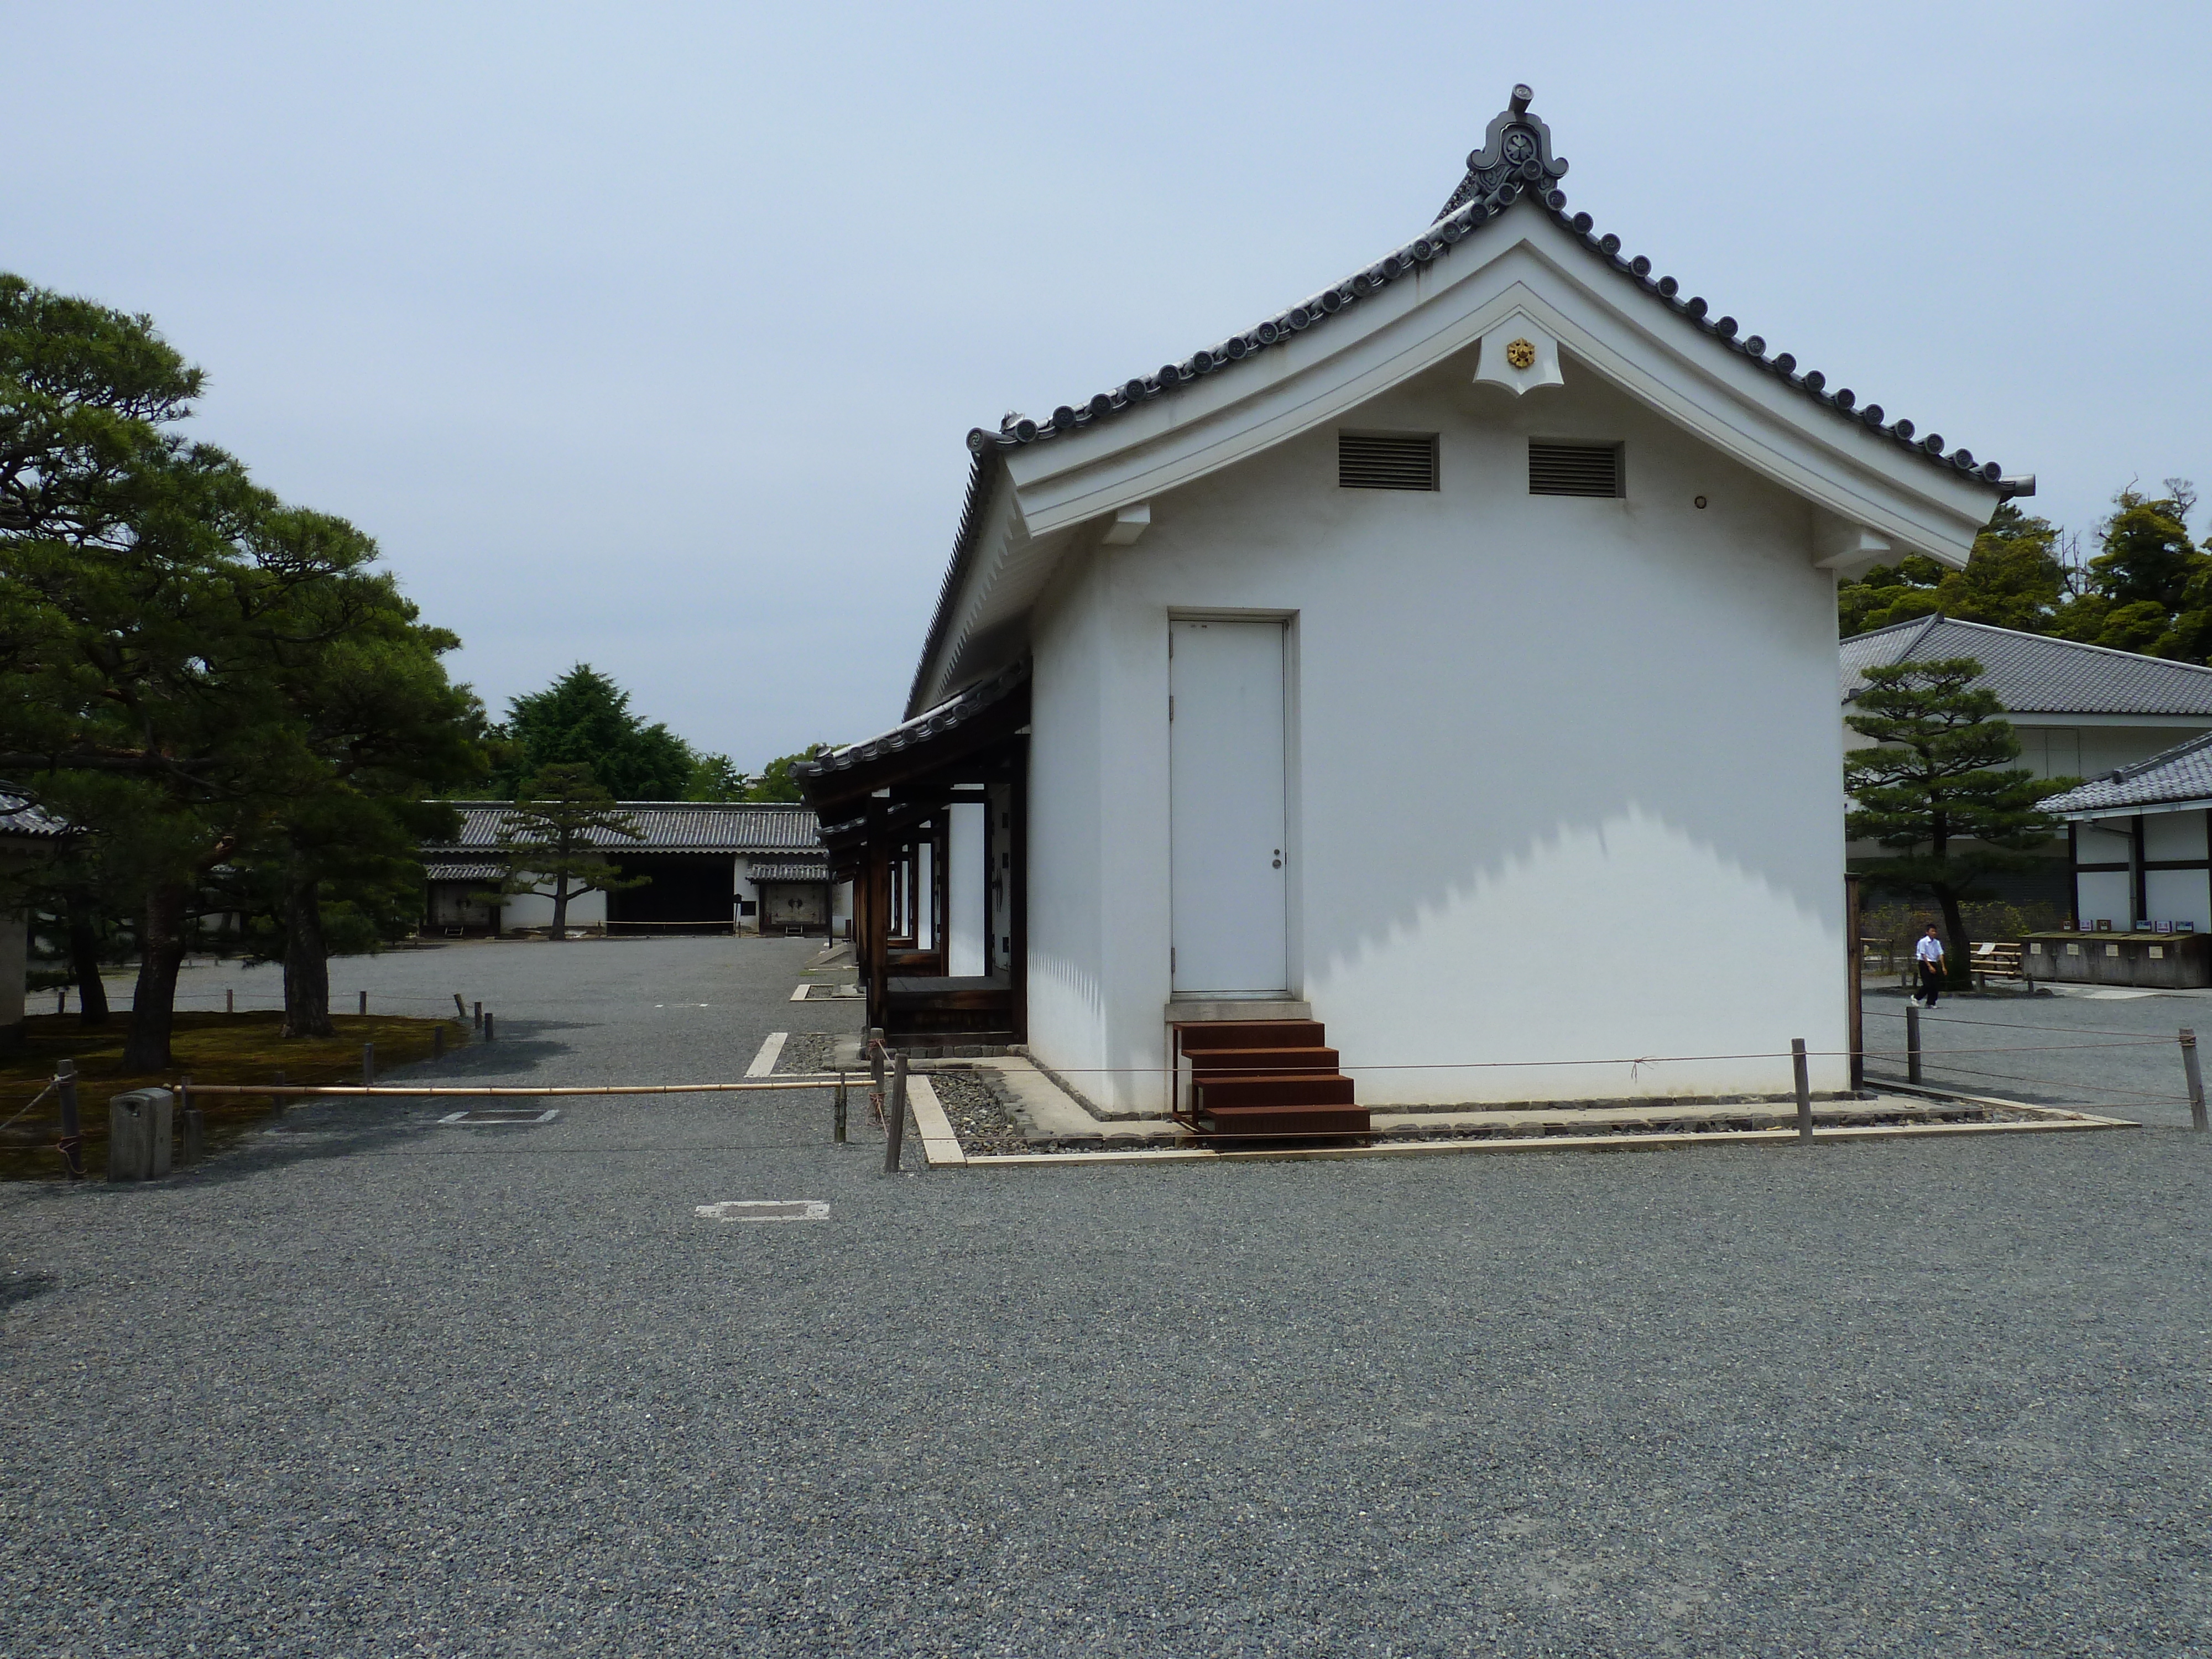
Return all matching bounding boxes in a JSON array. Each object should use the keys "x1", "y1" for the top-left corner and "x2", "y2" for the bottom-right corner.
[
  {"x1": 2075, "y1": 862, "x2": 2131, "y2": 873},
  {"x1": 1010, "y1": 737, "x2": 1029, "y2": 1045},
  {"x1": 2145, "y1": 859, "x2": 2212, "y2": 872},
  {"x1": 2133, "y1": 816, "x2": 2148, "y2": 927},
  {"x1": 1845, "y1": 875, "x2": 1863, "y2": 1093}
]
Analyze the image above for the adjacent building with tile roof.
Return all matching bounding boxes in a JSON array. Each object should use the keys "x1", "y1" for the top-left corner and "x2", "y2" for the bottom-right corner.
[
  {"x1": 2034, "y1": 734, "x2": 2212, "y2": 940},
  {"x1": 1840, "y1": 617, "x2": 2212, "y2": 912},
  {"x1": 419, "y1": 800, "x2": 836, "y2": 937}
]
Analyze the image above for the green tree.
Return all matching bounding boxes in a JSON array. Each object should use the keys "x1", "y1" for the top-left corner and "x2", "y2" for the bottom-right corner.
[
  {"x1": 1845, "y1": 657, "x2": 2075, "y2": 984},
  {"x1": 484, "y1": 765, "x2": 646, "y2": 940},
  {"x1": 745, "y1": 744, "x2": 836, "y2": 803},
  {"x1": 0, "y1": 272, "x2": 483, "y2": 1062},
  {"x1": 2053, "y1": 483, "x2": 2212, "y2": 661},
  {"x1": 685, "y1": 750, "x2": 750, "y2": 802},
  {"x1": 1838, "y1": 503, "x2": 2068, "y2": 638},
  {"x1": 1, "y1": 276, "x2": 330, "y2": 1066},
  {"x1": 251, "y1": 559, "x2": 485, "y2": 1035},
  {"x1": 492, "y1": 665, "x2": 696, "y2": 799}
]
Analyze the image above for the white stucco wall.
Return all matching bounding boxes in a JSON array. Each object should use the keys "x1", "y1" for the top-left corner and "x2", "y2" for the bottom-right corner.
[
  {"x1": 1025, "y1": 351, "x2": 1851, "y2": 1110},
  {"x1": 498, "y1": 884, "x2": 608, "y2": 932}
]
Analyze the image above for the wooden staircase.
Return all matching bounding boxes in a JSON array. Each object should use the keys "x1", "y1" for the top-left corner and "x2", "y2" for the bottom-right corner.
[{"x1": 1174, "y1": 1019, "x2": 1369, "y2": 1146}]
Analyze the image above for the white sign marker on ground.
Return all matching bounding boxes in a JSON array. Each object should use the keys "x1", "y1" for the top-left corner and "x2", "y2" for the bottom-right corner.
[
  {"x1": 745, "y1": 1031, "x2": 789, "y2": 1077},
  {"x1": 789, "y1": 983, "x2": 812, "y2": 1001},
  {"x1": 695, "y1": 1200, "x2": 828, "y2": 1222}
]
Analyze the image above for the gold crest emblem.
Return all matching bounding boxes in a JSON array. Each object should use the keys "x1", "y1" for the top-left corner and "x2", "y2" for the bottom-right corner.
[{"x1": 1504, "y1": 337, "x2": 1537, "y2": 371}]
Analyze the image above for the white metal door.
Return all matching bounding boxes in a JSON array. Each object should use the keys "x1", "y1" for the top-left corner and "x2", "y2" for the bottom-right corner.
[{"x1": 1170, "y1": 619, "x2": 1288, "y2": 994}]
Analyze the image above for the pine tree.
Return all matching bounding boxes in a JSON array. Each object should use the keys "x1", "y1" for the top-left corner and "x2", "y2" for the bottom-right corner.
[
  {"x1": 1845, "y1": 657, "x2": 2074, "y2": 984},
  {"x1": 484, "y1": 765, "x2": 646, "y2": 940}
]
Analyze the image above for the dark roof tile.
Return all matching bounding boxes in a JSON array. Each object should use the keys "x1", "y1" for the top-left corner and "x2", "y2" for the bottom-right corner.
[
  {"x1": 426, "y1": 801, "x2": 821, "y2": 855},
  {"x1": 2043, "y1": 732, "x2": 2212, "y2": 815},
  {"x1": 1841, "y1": 617, "x2": 2212, "y2": 718}
]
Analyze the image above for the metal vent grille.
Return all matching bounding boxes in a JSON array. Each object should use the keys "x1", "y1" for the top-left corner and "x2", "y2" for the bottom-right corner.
[
  {"x1": 1528, "y1": 441, "x2": 1622, "y2": 498},
  {"x1": 1338, "y1": 432, "x2": 1438, "y2": 491}
]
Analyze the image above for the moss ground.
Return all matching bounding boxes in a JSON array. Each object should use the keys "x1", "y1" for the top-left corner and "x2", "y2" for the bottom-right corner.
[{"x1": 0, "y1": 1011, "x2": 464, "y2": 1181}]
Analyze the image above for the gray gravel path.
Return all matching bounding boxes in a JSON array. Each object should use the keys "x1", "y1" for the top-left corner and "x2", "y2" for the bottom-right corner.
[
  {"x1": 1863, "y1": 985, "x2": 2210, "y2": 1124},
  {"x1": 4, "y1": 942, "x2": 2210, "y2": 1655}
]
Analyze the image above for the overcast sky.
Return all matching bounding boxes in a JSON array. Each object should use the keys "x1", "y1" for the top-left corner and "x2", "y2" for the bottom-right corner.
[{"x1": 8, "y1": 3, "x2": 2208, "y2": 768}]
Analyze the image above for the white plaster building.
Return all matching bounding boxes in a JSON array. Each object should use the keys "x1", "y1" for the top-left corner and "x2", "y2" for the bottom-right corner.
[
  {"x1": 804, "y1": 87, "x2": 2022, "y2": 1130},
  {"x1": 2041, "y1": 735, "x2": 2212, "y2": 937},
  {"x1": 421, "y1": 802, "x2": 843, "y2": 937}
]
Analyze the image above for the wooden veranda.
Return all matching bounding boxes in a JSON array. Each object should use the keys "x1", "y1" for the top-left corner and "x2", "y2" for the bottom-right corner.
[{"x1": 796, "y1": 662, "x2": 1029, "y2": 1047}]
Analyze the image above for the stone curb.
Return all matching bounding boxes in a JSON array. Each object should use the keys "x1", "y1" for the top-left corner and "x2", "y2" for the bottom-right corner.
[{"x1": 930, "y1": 1109, "x2": 2135, "y2": 1168}]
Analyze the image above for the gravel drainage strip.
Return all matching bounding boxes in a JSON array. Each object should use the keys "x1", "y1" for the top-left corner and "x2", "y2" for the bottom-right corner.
[
  {"x1": 695, "y1": 1200, "x2": 830, "y2": 1222},
  {"x1": 437, "y1": 1108, "x2": 560, "y2": 1125}
]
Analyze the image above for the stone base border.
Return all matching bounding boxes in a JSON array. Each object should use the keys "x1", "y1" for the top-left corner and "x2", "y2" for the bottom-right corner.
[{"x1": 922, "y1": 1101, "x2": 2133, "y2": 1168}]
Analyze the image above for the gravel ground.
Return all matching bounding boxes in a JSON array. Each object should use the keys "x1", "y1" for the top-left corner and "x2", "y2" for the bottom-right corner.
[
  {"x1": 925, "y1": 1066, "x2": 1031, "y2": 1156},
  {"x1": 776, "y1": 1032, "x2": 845, "y2": 1076},
  {"x1": 1862, "y1": 985, "x2": 2212, "y2": 1123},
  {"x1": 3, "y1": 943, "x2": 2210, "y2": 1655}
]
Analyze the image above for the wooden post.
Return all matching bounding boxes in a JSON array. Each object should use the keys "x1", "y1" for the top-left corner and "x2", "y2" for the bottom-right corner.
[
  {"x1": 1906, "y1": 1002, "x2": 1922, "y2": 1086},
  {"x1": 883, "y1": 1051, "x2": 909, "y2": 1174},
  {"x1": 55, "y1": 1058, "x2": 84, "y2": 1180},
  {"x1": 178, "y1": 1076, "x2": 202, "y2": 1165},
  {"x1": 453, "y1": 993, "x2": 468, "y2": 1020},
  {"x1": 226, "y1": 987, "x2": 234, "y2": 1015},
  {"x1": 362, "y1": 1044, "x2": 375, "y2": 1085},
  {"x1": 1792, "y1": 1038, "x2": 1812, "y2": 1140},
  {"x1": 55, "y1": 987, "x2": 66, "y2": 1015},
  {"x1": 473, "y1": 1000, "x2": 483, "y2": 1031},
  {"x1": 869, "y1": 1026, "x2": 885, "y2": 1125},
  {"x1": 1845, "y1": 875, "x2": 1864, "y2": 1093},
  {"x1": 358, "y1": 990, "x2": 368, "y2": 1016},
  {"x1": 483, "y1": 1013, "x2": 495, "y2": 1042},
  {"x1": 834, "y1": 1072, "x2": 848, "y2": 1144},
  {"x1": 2183, "y1": 1029, "x2": 2206, "y2": 1132}
]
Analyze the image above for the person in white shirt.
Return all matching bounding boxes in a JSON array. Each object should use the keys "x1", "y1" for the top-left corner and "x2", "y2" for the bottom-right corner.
[{"x1": 1913, "y1": 925, "x2": 1946, "y2": 1008}]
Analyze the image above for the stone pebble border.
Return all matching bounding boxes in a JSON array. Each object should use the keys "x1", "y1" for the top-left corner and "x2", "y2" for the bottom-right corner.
[{"x1": 912, "y1": 1085, "x2": 2132, "y2": 1169}]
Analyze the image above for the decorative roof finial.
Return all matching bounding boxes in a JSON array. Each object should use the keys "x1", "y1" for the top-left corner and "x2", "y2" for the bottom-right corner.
[{"x1": 1433, "y1": 85, "x2": 1568, "y2": 222}]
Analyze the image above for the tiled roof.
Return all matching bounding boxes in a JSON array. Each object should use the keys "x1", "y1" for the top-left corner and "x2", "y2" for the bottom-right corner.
[
  {"x1": 746, "y1": 860, "x2": 831, "y2": 882},
  {"x1": 911, "y1": 84, "x2": 2015, "y2": 716},
  {"x1": 423, "y1": 860, "x2": 503, "y2": 883},
  {"x1": 2042, "y1": 733, "x2": 2212, "y2": 815},
  {"x1": 963, "y1": 87, "x2": 2007, "y2": 488},
  {"x1": 805, "y1": 660, "x2": 1029, "y2": 778},
  {"x1": 0, "y1": 788, "x2": 69, "y2": 840},
  {"x1": 426, "y1": 801, "x2": 821, "y2": 855},
  {"x1": 1840, "y1": 617, "x2": 2212, "y2": 717}
]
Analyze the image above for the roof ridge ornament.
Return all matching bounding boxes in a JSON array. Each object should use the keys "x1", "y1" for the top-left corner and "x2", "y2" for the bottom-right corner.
[{"x1": 1434, "y1": 84, "x2": 1568, "y2": 223}]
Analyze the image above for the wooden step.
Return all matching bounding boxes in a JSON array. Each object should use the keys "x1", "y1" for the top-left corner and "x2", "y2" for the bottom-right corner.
[
  {"x1": 1188, "y1": 1045, "x2": 1340, "y2": 1076},
  {"x1": 1175, "y1": 1020, "x2": 1327, "y2": 1052},
  {"x1": 1196, "y1": 1103, "x2": 1371, "y2": 1142},
  {"x1": 1193, "y1": 1072, "x2": 1357, "y2": 1111}
]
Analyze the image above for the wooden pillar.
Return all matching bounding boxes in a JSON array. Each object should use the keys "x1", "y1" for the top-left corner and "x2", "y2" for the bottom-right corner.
[
  {"x1": 1845, "y1": 874, "x2": 1863, "y2": 1093},
  {"x1": 2132, "y1": 814, "x2": 2147, "y2": 930},
  {"x1": 867, "y1": 805, "x2": 892, "y2": 1033}
]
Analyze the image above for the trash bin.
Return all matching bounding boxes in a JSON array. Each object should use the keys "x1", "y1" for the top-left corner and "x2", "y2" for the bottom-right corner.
[{"x1": 107, "y1": 1088, "x2": 174, "y2": 1182}]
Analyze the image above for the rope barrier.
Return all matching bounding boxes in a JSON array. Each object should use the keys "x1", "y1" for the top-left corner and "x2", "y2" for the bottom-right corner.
[
  {"x1": 1863, "y1": 1006, "x2": 2200, "y2": 1039},
  {"x1": 182, "y1": 1078, "x2": 847, "y2": 1098}
]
